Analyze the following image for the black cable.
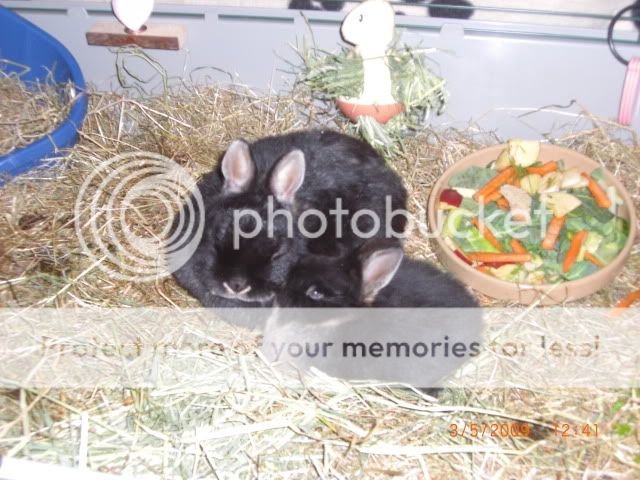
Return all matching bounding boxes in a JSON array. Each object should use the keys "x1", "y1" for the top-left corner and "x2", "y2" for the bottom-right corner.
[{"x1": 607, "y1": 4, "x2": 640, "y2": 66}]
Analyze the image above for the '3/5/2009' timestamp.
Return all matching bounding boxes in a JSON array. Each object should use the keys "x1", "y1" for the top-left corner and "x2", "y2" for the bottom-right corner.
[{"x1": 449, "y1": 422, "x2": 599, "y2": 439}]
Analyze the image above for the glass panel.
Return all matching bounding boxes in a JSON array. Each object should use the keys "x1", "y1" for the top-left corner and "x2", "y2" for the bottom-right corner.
[
  {"x1": 434, "y1": 1, "x2": 639, "y2": 30},
  {"x1": 32, "y1": 0, "x2": 640, "y2": 32},
  {"x1": 172, "y1": 1, "x2": 639, "y2": 32}
]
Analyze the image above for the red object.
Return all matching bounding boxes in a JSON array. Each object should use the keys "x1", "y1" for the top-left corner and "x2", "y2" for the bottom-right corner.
[
  {"x1": 336, "y1": 99, "x2": 404, "y2": 124},
  {"x1": 439, "y1": 188, "x2": 463, "y2": 208},
  {"x1": 454, "y1": 249, "x2": 472, "y2": 265}
]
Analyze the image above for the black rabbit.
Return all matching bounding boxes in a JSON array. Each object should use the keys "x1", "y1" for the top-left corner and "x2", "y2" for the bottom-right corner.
[
  {"x1": 169, "y1": 130, "x2": 407, "y2": 308},
  {"x1": 277, "y1": 239, "x2": 478, "y2": 308},
  {"x1": 267, "y1": 240, "x2": 481, "y2": 392}
]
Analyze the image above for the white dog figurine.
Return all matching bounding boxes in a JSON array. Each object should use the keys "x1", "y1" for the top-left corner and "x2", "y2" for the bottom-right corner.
[
  {"x1": 112, "y1": 0, "x2": 155, "y2": 33},
  {"x1": 340, "y1": 0, "x2": 397, "y2": 105}
]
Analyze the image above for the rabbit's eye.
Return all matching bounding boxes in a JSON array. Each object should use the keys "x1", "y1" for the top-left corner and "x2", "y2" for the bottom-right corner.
[
  {"x1": 305, "y1": 285, "x2": 325, "y2": 301},
  {"x1": 358, "y1": 14, "x2": 363, "y2": 22}
]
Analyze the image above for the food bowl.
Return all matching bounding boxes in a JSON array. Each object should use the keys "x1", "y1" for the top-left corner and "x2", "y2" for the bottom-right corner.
[
  {"x1": 0, "y1": 6, "x2": 88, "y2": 183},
  {"x1": 336, "y1": 99, "x2": 404, "y2": 124},
  {"x1": 427, "y1": 144, "x2": 638, "y2": 305}
]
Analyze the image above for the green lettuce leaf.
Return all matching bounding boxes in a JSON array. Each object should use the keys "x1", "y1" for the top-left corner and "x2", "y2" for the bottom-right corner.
[
  {"x1": 458, "y1": 227, "x2": 501, "y2": 253},
  {"x1": 590, "y1": 167, "x2": 605, "y2": 183},
  {"x1": 460, "y1": 197, "x2": 480, "y2": 215},
  {"x1": 449, "y1": 166, "x2": 496, "y2": 189},
  {"x1": 595, "y1": 218, "x2": 629, "y2": 263},
  {"x1": 562, "y1": 261, "x2": 599, "y2": 281},
  {"x1": 569, "y1": 188, "x2": 614, "y2": 226}
]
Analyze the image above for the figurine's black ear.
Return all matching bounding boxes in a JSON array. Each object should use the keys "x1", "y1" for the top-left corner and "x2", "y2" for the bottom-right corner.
[
  {"x1": 427, "y1": 0, "x2": 474, "y2": 20},
  {"x1": 221, "y1": 140, "x2": 255, "y2": 193},
  {"x1": 270, "y1": 149, "x2": 306, "y2": 204}
]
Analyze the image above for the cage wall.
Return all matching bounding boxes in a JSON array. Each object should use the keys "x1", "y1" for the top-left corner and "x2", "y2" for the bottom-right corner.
[{"x1": 2, "y1": 0, "x2": 640, "y2": 138}]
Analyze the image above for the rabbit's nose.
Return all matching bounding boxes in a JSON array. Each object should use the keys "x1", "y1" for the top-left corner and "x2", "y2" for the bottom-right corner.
[{"x1": 224, "y1": 277, "x2": 251, "y2": 295}]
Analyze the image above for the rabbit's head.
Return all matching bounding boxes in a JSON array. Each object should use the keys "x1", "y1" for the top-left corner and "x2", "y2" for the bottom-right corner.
[
  {"x1": 205, "y1": 140, "x2": 306, "y2": 303},
  {"x1": 277, "y1": 240, "x2": 404, "y2": 307}
]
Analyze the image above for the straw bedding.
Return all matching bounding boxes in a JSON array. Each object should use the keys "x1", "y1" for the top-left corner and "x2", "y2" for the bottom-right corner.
[
  {"x1": 0, "y1": 85, "x2": 639, "y2": 478},
  {"x1": 0, "y1": 71, "x2": 71, "y2": 157}
]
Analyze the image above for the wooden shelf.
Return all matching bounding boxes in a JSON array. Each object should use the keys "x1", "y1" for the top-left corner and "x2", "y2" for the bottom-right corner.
[{"x1": 86, "y1": 22, "x2": 186, "y2": 50}]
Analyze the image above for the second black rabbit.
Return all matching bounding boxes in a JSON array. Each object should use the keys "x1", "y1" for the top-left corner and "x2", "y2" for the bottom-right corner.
[{"x1": 277, "y1": 239, "x2": 479, "y2": 308}]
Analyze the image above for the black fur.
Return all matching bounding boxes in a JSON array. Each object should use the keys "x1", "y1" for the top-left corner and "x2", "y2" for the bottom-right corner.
[
  {"x1": 172, "y1": 193, "x2": 301, "y2": 308},
  {"x1": 170, "y1": 130, "x2": 407, "y2": 307},
  {"x1": 278, "y1": 240, "x2": 479, "y2": 308},
  {"x1": 371, "y1": 257, "x2": 478, "y2": 307},
  {"x1": 278, "y1": 253, "x2": 361, "y2": 308}
]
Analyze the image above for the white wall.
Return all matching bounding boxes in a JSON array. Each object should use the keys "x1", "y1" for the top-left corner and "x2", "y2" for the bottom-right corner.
[{"x1": 3, "y1": 0, "x2": 640, "y2": 137}]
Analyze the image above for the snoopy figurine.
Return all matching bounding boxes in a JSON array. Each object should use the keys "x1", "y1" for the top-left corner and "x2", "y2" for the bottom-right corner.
[
  {"x1": 340, "y1": 0, "x2": 397, "y2": 106},
  {"x1": 112, "y1": 0, "x2": 155, "y2": 34}
]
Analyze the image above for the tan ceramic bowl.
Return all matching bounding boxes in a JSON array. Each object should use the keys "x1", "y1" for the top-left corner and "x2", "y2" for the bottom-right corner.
[{"x1": 427, "y1": 144, "x2": 638, "y2": 305}]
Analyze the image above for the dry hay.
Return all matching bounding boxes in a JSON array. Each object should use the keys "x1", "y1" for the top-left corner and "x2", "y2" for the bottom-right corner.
[
  {"x1": 0, "y1": 85, "x2": 639, "y2": 479},
  {"x1": 0, "y1": 68, "x2": 71, "y2": 157},
  {"x1": 297, "y1": 43, "x2": 447, "y2": 156}
]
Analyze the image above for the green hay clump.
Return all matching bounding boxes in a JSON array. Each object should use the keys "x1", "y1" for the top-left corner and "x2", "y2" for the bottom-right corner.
[{"x1": 298, "y1": 43, "x2": 448, "y2": 158}]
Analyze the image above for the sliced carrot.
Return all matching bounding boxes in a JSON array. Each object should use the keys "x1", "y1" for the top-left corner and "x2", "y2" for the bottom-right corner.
[
  {"x1": 473, "y1": 166, "x2": 516, "y2": 201},
  {"x1": 476, "y1": 265, "x2": 491, "y2": 274},
  {"x1": 496, "y1": 197, "x2": 510, "y2": 210},
  {"x1": 615, "y1": 290, "x2": 640, "y2": 309},
  {"x1": 562, "y1": 230, "x2": 588, "y2": 273},
  {"x1": 466, "y1": 252, "x2": 532, "y2": 263},
  {"x1": 609, "y1": 289, "x2": 640, "y2": 317},
  {"x1": 584, "y1": 251, "x2": 605, "y2": 268},
  {"x1": 471, "y1": 218, "x2": 503, "y2": 252},
  {"x1": 510, "y1": 178, "x2": 521, "y2": 188},
  {"x1": 482, "y1": 261, "x2": 517, "y2": 268},
  {"x1": 541, "y1": 215, "x2": 566, "y2": 250},
  {"x1": 478, "y1": 188, "x2": 502, "y2": 205},
  {"x1": 510, "y1": 238, "x2": 528, "y2": 254},
  {"x1": 526, "y1": 161, "x2": 558, "y2": 175},
  {"x1": 582, "y1": 172, "x2": 612, "y2": 208}
]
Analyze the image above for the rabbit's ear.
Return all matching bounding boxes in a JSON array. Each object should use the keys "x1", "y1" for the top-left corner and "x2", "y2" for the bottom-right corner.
[
  {"x1": 221, "y1": 140, "x2": 255, "y2": 193},
  {"x1": 361, "y1": 247, "x2": 403, "y2": 303},
  {"x1": 270, "y1": 150, "x2": 306, "y2": 204}
]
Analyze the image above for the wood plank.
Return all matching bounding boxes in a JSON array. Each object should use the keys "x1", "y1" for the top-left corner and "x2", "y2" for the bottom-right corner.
[{"x1": 86, "y1": 21, "x2": 186, "y2": 50}]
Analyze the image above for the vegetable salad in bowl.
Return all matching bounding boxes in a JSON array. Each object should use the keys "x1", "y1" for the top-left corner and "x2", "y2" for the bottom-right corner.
[{"x1": 437, "y1": 140, "x2": 630, "y2": 286}]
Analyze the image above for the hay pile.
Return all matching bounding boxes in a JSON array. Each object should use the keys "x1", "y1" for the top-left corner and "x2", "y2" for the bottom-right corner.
[
  {"x1": 298, "y1": 43, "x2": 448, "y2": 156},
  {"x1": 0, "y1": 69, "x2": 71, "y2": 157},
  {"x1": 0, "y1": 86, "x2": 639, "y2": 478}
]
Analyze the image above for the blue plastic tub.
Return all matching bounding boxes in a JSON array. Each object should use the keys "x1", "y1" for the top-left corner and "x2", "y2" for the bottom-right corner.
[{"x1": 0, "y1": 6, "x2": 88, "y2": 183}]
